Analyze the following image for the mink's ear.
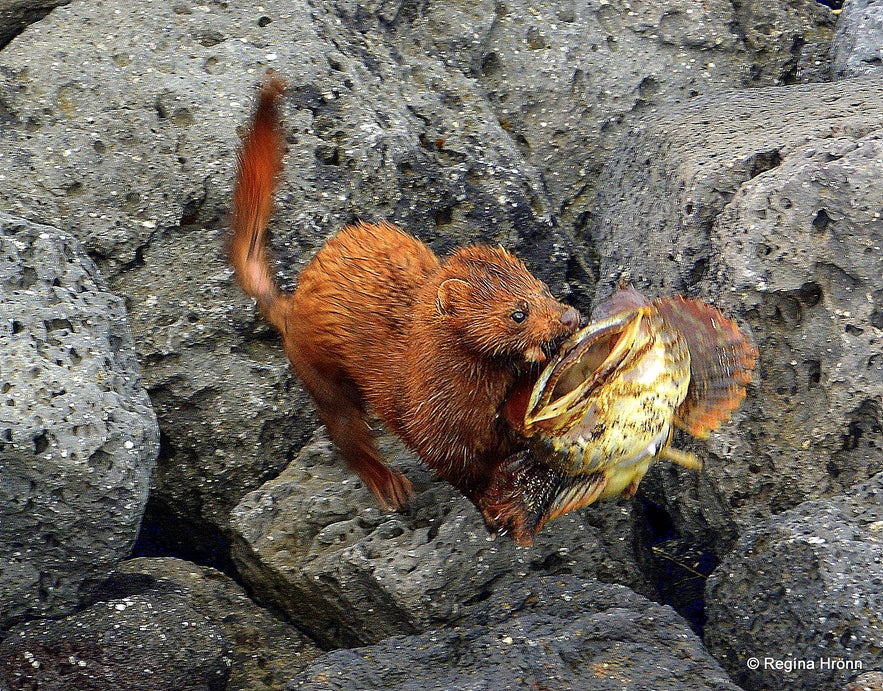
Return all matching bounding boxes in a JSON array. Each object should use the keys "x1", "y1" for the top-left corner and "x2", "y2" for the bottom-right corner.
[{"x1": 436, "y1": 278, "x2": 471, "y2": 316}]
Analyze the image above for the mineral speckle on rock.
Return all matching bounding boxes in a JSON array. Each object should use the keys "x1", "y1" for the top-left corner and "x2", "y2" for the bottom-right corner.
[
  {"x1": 231, "y1": 433, "x2": 651, "y2": 649},
  {"x1": 288, "y1": 575, "x2": 742, "y2": 691}
]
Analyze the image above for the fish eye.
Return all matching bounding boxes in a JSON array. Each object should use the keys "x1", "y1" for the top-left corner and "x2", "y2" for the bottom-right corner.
[{"x1": 511, "y1": 310, "x2": 527, "y2": 323}]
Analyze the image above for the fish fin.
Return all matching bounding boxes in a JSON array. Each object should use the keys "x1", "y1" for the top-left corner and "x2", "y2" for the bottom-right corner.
[
  {"x1": 480, "y1": 451, "x2": 608, "y2": 546},
  {"x1": 655, "y1": 297, "x2": 758, "y2": 438},
  {"x1": 543, "y1": 473, "x2": 609, "y2": 521},
  {"x1": 658, "y1": 446, "x2": 703, "y2": 471}
]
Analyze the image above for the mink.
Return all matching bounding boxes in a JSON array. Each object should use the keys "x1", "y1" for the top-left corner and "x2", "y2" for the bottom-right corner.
[{"x1": 230, "y1": 76, "x2": 580, "y2": 533}]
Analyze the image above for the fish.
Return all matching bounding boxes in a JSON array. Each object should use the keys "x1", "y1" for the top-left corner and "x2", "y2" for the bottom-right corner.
[{"x1": 484, "y1": 285, "x2": 758, "y2": 545}]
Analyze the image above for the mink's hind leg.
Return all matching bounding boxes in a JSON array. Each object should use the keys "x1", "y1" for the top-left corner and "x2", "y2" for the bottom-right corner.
[{"x1": 297, "y1": 361, "x2": 414, "y2": 511}]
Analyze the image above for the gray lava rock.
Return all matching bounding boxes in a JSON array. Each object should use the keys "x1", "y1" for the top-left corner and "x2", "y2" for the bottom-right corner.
[
  {"x1": 421, "y1": 0, "x2": 834, "y2": 225},
  {"x1": 705, "y1": 472, "x2": 883, "y2": 691},
  {"x1": 115, "y1": 557, "x2": 323, "y2": 691},
  {"x1": 0, "y1": 0, "x2": 840, "y2": 559},
  {"x1": 587, "y1": 75, "x2": 883, "y2": 545},
  {"x1": 231, "y1": 433, "x2": 650, "y2": 649},
  {"x1": 0, "y1": 214, "x2": 158, "y2": 631},
  {"x1": 832, "y1": 0, "x2": 883, "y2": 78},
  {"x1": 288, "y1": 575, "x2": 741, "y2": 691},
  {"x1": 0, "y1": 591, "x2": 230, "y2": 690},
  {"x1": 842, "y1": 671, "x2": 883, "y2": 690}
]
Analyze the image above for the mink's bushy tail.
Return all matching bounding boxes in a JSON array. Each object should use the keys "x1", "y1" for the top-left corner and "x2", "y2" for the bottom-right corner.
[{"x1": 230, "y1": 76, "x2": 286, "y2": 329}]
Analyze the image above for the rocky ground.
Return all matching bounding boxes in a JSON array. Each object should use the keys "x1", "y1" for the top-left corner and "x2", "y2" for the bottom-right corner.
[{"x1": 0, "y1": 0, "x2": 881, "y2": 689}]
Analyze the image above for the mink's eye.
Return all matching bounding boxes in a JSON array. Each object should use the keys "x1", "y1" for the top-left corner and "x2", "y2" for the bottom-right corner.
[{"x1": 511, "y1": 310, "x2": 527, "y2": 324}]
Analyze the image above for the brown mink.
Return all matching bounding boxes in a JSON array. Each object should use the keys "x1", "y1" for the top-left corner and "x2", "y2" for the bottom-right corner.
[{"x1": 229, "y1": 76, "x2": 580, "y2": 533}]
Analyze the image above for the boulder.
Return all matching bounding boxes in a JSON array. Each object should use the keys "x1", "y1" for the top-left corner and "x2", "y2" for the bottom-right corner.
[
  {"x1": 414, "y1": 0, "x2": 833, "y2": 224},
  {"x1": 0, "y1": 0, "x2": 69, "y2": 49},
  {"x1": 115, "y1": 557, "x2": 323, "y2": 691},
  {"x1": 0, "y1": 555, "x2": 323, "y2": 690},
  {"x1": 832, "y1": 0, "x2": 883, "y2": 78},
  {"x1": 587, "y1": 75, "x2": 883, "y2": 548},
  {"x1": 0, "y1": 214, "x2": 158, "y2": 630},
  {"x1": 288, "y1": 576, "x2": 742, "y2": 691},
  {"x1": 705, "y1": 472, "x2": 883, "y2": 691},
  {"x1": 0, "y1": 591, "x2": 230, "y2": 691},
  {"x1": 231, "y1": 433, "x2": 650, "y2": 649}
]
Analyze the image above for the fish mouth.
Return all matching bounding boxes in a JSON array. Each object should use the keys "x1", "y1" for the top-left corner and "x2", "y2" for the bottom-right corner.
[{"x1": 524, "y1": 309, "x2": 649, "y2": 435}]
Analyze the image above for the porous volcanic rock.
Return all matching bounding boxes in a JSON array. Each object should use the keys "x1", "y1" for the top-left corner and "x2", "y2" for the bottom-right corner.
[
  {"x1": 231, "y1": 433, "x2": 649, "y2": 649},
  {"x1": 288, "y1": 575, "x2": 742, "y2": 691},
  {"x1": 0, "y1": 214, "x2": 158, "y2": 631},
  {"x1": 0, "y1": 591, "x2": 230, "y2": 691},
  {"x1": 705, "y1": 471, "x2": 883, "y2": 691},
  {"x1": 588, "y1": 75, "x2": 883, "y2": 549},
  {"x1": 114, "y1": 557, "x2": 323, "y2": 691},
  {"x1": 0, "y1": 0, "x2": 69, "y2": 49},
  {"x1": 832, "y1": 0, "x2": 883, "y2": 79}
]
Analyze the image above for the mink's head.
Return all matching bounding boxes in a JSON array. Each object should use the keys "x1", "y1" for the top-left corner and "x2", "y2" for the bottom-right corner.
[{"x1": 436, "y1": 245, "x2": 580, "y2": 365}]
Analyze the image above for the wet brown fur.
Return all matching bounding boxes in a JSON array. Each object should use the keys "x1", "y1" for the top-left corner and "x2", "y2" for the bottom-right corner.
[{"x1": 230, "y1": 77, "x2": 580, "y2": 524}]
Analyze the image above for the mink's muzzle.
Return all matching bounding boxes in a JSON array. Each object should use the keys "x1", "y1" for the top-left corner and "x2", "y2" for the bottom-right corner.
[
  {"x1": 559, "y1": 306, "x2": 581, "y2": 333},
  {"x1": 542, "y1": 306, "x2": 582, "y2": 361}
]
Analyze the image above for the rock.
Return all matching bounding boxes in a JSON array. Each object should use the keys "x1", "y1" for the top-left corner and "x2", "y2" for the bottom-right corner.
[
  {"x1": 0, "y1": 0, "x2": 592, "y2": 554},
  {"x1": 114, "y1": 557, "x2": 323, "y2": 691},
  {"x1": 0, "y1": 0, "x2": 69, "y2": 49},
  {"x1": 832, "y1": 0, "x2": 883, "y2": 78},
  {"x1": 705, "y1": 472, "x2": 883, "y2": 691},
  {"x1": 288, "y1": 575, "x2": 741, "y2": 690},
  {"x1": 0, "y1": 589, "x2": 230, "y2": 690},
  {"x1": 0, "y1": 0, "x2": 839, "y2": 558},
  {"x1": 586, "y1": 76, "x2": 883, "y2": 547},
  {"x1": 420, "y1": 0, "x2": 834, "y2": 223},
  {"x1": 0, "y1": 214, "x2": 158, "y2": 631},
  {"x1": 121, "y1": 226, "x2": 316, "y2": 562},
  {"x1": 231, "y1": 433, "x2": 650, "y2": 649}
]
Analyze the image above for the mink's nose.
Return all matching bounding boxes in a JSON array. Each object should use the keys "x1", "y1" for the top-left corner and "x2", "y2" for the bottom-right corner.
[{"x1": 560, "y1": 307, "x2": 581, "y2": 332}]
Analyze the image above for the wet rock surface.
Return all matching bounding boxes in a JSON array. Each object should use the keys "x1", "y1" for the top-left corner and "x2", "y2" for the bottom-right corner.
[
  {"x1": 0, "y1": 556, "x2": 324, "y2": 690},
  {"x1": 289, "y1": 576, "x2": 742, "y2": 691},
  {"x1": 0, "y1": 215, "x2": 158, "y2": 630},
  {"x1": 0, "y1": 591, "x2": 230, "y2": 691},
  {"x1": 114, "y1": 558, "x2": 323, "y2": 691}
]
